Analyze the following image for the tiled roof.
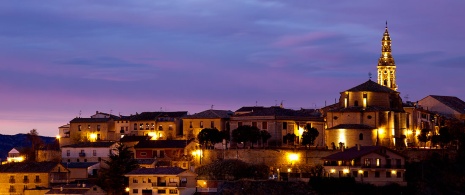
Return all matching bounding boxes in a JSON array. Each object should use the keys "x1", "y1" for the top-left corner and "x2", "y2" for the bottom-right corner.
[
  {"x1": 345, "y1": 80, "x2": 396, "y2": 93},
  {"x1": 429, "y1": 95, "x2": 465, "y2": 114},
  {"x1": 135, "y1": 140, "x2": 192, "y2": 149},
  {"x1": 184, "y1": 109, "x2": 233, "y2": 119},
  {"x1": 119, "y1": 135, "x2": 150, "y2": 142},
  {"x1": 0, "y1": 162, "x2": 60, "y2": 173},
  {"x1": 235, "y1": 106, "x2": 266, "y2": 113},
  {"x1": 328, "y1": 106, "x2": 400, "y2": 112},
  {"x1": 322, "y1": 146, "x2": 388, "y2": 161},
  {"x1": 136, "y1": 158, "x2": 156, "y2": 165},
  {"x1": 233, "y1": 106, "x2": 321, "y2": 118},
  {"x1": 62, "y1": 162, "x2": 99, "y2": 168},
  {"x1": 70, "y1": 118, "x2": 112, "y2": 123},
  {"x1": 126, "y1": 167, "x2": 186, "y2": 175},
  {"x1": 327, "y1": 124, "x2": 374, "y2": 130},
  {"x1": 130, "y1": 112, "x2": 188, "y2": 121},
  {"x1": 61, "y1": 141, "x2": 117, "y2": 148}
]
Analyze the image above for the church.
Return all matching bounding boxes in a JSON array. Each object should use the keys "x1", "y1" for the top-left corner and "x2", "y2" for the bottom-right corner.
[{"x1": 324, "y1": 23, "x2": 408, "y2": 149}]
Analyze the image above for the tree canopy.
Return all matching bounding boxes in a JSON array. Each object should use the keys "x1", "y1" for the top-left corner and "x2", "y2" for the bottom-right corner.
[
  {"x1": 232, "y1": 125, "x2": 260, "y2": 148},
  {"x1": 301, "y1": 124, "x2": 319, "y2": 146},
  {"x1": 197, "y1": 128, "x2": 223, "y2": 149},
  {"x1": 97, "y1": 143, "x2": 139, "y2": 195}
]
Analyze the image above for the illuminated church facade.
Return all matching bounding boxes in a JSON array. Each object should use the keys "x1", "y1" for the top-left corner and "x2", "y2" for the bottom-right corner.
[{"x1": 325, "y1": 24, "x2": 408, "y2": 149}]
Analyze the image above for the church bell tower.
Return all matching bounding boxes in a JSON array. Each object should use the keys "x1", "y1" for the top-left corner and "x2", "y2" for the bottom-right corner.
[{"x1": 377, "y1": 22, "x2": 397, "y2": 91}]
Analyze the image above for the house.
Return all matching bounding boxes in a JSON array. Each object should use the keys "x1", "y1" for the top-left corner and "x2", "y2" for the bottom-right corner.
[
  {"x1": 128, "y1": 112, "x2": 188, "y2": 139},
  {"x1": 5, "y1": 148, "x2": 26, "y2": 163},
  {"x1": 67, "y1": 117, "x2": 117, "y2": 145},
  {"x1": 182, "y1": 109, "x2": 233, "y2": 142},
  {"x1": 119, "y1": 135, "x2": 151, "y2": 156},
  {"x1": 322, "y1": 146, "x2": 407, "y2": 186},
  {"x1": 63, "y1": 162, "x2": 100, "y2": 182},
  {"x1": 230, "y1": 106, "x2": 324, "y2": 147},
  {"x1": 134, "y1": 140, "x2": 196, "y2": 170},
  {"x1": 418, "y1": 95, "x2": 465, "y2": 120},
  {"x1": 125, "y1": 167, "x2": 197, "y2": 195},
  {"x1": 46, "y1": 183, "x2": 106, "y2": 195},
  {"x1": 0, "y1": 162, "x2": 69, "y2": 194},
  {"x1": 61, "y1": 142, "x2": 119, "y2": 164},
  {"x1": 403, "y1": 101, "x2": 438, "y2": 147},
  {"x1": 136, "y1": 159, "x2": 157, "y2": 168}
]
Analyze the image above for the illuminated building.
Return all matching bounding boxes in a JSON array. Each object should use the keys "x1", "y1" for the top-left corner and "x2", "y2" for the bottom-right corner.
[
  {"x1": 128, "y1": 111, "x2": 187, "y2": 140},
  {"x1": 182, "y1": 109, "x2": 233, "y2": 144},
  {"x1": 61, "y1": 142, "x2": 119, "y2": 164},
  {"x1": 322, "y1": 145, "x2": 407, "y2": 186},
  {"x1": 377, "y1": 22, "x2": 397, "y2": 91}
]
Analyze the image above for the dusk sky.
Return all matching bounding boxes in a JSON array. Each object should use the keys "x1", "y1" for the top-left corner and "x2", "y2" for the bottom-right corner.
[{"x1": 1, "y1": 1, "x2": 464, "y2": 137}]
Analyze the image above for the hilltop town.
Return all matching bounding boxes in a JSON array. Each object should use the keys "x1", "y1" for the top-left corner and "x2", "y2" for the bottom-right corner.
[{"x1": 1, "y1": 25, "x2": 465, "y2": 195}]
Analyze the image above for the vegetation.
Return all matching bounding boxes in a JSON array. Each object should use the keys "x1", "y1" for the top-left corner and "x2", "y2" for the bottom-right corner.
[
  {"x1": 97, "y1": 143, "x2": 139, "y2": 195},
  {"x1": 232, "y1": 125, "x2": 261, "y2": 148},
  {"x1": 25, "y1": 129, "x2": 45, "y2": 161},
  {"x1": 301, "y1": 124, "x2": 319, "y2": 146},
  {"x1": 283, "y1": 133, "x2": 296, "y2": 146},
  {"x1": 417, "y1": 128, "x2": 431, "y2": 147},
  {"x1": 197, "y1": 128, "x2": 223, "y2": 149},
  {"x1": 195, "y1": 159, "x2": 269, "y2": 180},
  {"x1": 259, "y1": 130, "x2": 271, "y2": 148}
]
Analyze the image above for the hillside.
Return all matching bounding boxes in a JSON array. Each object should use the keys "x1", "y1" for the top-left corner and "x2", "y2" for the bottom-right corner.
[{"x1": 0, "y1": 134, "x2": 56, "y2": 160}]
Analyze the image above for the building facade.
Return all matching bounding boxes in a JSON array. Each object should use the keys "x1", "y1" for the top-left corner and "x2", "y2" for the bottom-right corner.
[
  {"x1": 182, "y1": 109, "x2": 233, "y2": 141},
  {"x1": 61, "y1": 142, "x2": 119, "y2": 164}
]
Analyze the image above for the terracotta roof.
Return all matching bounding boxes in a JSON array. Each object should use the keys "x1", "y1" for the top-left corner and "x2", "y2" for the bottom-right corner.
[
  {"x1": 345, "y1": 80, "x2": 396, "y2": 93},
  {"x1": 327, "y1": 124, "x2": 374, "y2": 130},
  {"x1": 126, "y1": 167, "x2": 187, "y2": 175},
  {"x1": 63, "y1": 162, "x2": 99, "y2": 168},
  {"x1": 0, "y1": 162, "x2": 61, "y2": 173},
  {"x1": 70, "y1": 118, "x2": 113, "y2": 123},
  {"x1": 235, "y1": 106, "x2": 266, "y2": 113},
  {"x1": 135, "y1": 140, "x2": 192, "y2": 149},
  {"x1": 429, "y1": 95, "x2": 465, "y2": 114},
  {"x1": 184, "y1": 109, "x2": 233, "y2": 119},
  {"x1": 119, "y1": 135, "x2": 150, "y2": 142},
  {"x1": 322, "y1": 146, "x2": 387, "y2": 161},
  {"x1": 130, "y1": 112, "x2": 187, "y2": 121},
  {"x1": 61, "y1": 141, "x2": 117, "y2": 148}
]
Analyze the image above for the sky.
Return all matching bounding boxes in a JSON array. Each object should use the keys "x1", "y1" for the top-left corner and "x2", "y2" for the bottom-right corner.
[{"x1": 1, "y1": 1, "x2": 464, "y2": 137}]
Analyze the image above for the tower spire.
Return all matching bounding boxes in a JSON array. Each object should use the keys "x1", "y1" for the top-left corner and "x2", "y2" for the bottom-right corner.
[{"x1": 377, "y1": 22, "x2": 397, "y2": 91}]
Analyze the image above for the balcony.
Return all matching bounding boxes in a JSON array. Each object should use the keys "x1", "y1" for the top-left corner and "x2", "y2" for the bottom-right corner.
[
  {"x1": 9, "y1": 188, "x2": 16, "y2": 193},
  {"x1": 9, "y1": 179, "x2": 15, "y2": 183},
  {"x1": 23, "y1": 179, "x2": 29, "y2": 183},
  {"x1": 34, "y1": 179, "x2": 42, "y2": 183},
  {"x1": 79, "y1": 152, "x2": 86, "y2": 157},
  {"x1": 151, "y1": 182, "x2": 186, "y2": 187}
]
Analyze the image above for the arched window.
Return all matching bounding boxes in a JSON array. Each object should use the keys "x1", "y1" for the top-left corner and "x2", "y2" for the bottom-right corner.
[
  {"x1": 359, "y1": 133, "x2": 363, "y2": 140},
  {"x1": 354, "y1": 100, "x2": 359, "y2": 107}
]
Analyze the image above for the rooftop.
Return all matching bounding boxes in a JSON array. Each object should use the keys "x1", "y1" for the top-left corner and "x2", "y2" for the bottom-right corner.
[
  {"x1": 126, "y1": 167, "x2": 187, "y2": 175},
  {"x1": 135, "y1": 139, "x2": 193, "y2": 149},
  {"x1": 0, "y1": 162, "x2": 62, "y2": 173}
]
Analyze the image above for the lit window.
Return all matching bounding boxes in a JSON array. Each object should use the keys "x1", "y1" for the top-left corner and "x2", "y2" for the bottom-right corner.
[
  {"x1": 78, "y1": 125, "x2": 81, "y2": 131},
  {"x1": 97, "y1": 125, "x2": 100, "y2": 131},
  {"x1": 200, "y1": 121, "x2": 204, "y2": 128}
]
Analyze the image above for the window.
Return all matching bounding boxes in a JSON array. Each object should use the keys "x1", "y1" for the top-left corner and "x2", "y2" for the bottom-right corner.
[
  {"x1": 140, "y1": 123, "x2": 143, "y2": 130},
  {"x1": 375, "y1": 171, "x2": 380, "y2": 178},
  {"x1": 9, "y1": 186, "x2": 15, "y2": 193},
  {"x1": 35, "y1": 175, "x2": 40, "y2": 183},
  {"x1": 97, "y1": 125, "x2": 101, "y2": 131},
  {"x1": 159, "y1": 125, "x2": 163, "y2": 130},
  {"x1": 158, "y1": 190, "x2": 166, "y2": 194},
  {"x1": 77, "y1": 159, "x2": 80, "y2": 162},
  {"x1": 359, "y1": 133, "x2": 363, "y2": 140},
  {"x1": 168, "y1": 125, "x2": 173, "y2": 130},
  {"x1": 363, "y1": 171, "x2": 368, "y2": 177},
  {"x1": 134, "y1": 124, "x2": 137, "y2": 130},
  {"x1": 169, "y1": 189, "x2": 178, "y2": 194},
  {"x1": 238, "y1": 122, "x2": 242, "y2": 127},
  {"x1": 200, "y1": 121, "x2": 204, "y2": 128},
  {"x1": 354, "y1": 100, "x2": 359, "y2": 107},
  {"x1": 88, "y1": 125, "x2": 91, "y2": 129},
  {"x1": 252, "y1": 122, "x2": 257, "y2": 127},
  {"x1": 189, "y1": 121, "x2": 193, "y2": 128},
  {"x1": 141, "y1": 152, "x2": 147, "y2": 157},
  {"x1": 146, "y1": 123, "x2": 149, "y2": 130},
  {"x1": 93, "y1": 150, "x2": 97, "y2": 156},
  {"x1": 397, "y1": 171, "x2": 402, "y2": 178},
  {"x1": 262, "y1": 122, "x2": 268, "y2": 129},
  {"x1": 376, "y1": 158, "x2": 380, "y2": 167},
  {"x1": 97, "y1": 134, "x2": 100, "y2": 141},
  {"x1": 133, "y1": 189, "x2": 138, "y2": 193},
  {"x1": 84, "y1": 159, "x2": 87, "y2": 162},
  {"x1": 9, "y1": 176, "x2": 15, "y2": 183},
  {"x1": 386, "y1": 171, "x2": 391, "y2": 178},
  {"x1": 133, "y1": 178, "x2": 138, "y2": 183},
  {"x1": 282, "y1": 122, "x2": 287, "y2": 129},
  {"x1": 386, "y1": 159, "x2": 392, "y2": 168},
  {"x1": 148, "y1": 178, "x2": 152, "y2": 183},
  {"x1": 23, "y1": 175, "x2": 29, "y2": 183},
  {"x1": 78, "y1": 125, "x2": 81, "y2": 131},
  {"x1": 66, "y1": 150, "x2": 70, "y2": 156},
  {"x1": 159, "y1": 150, "x2": 165, "y2": 158},
  {"x1": 364, "y1": 158, "x2": 371, "y2": 167},
  {"x1": 396, "y1": 159, "x2": 402, "y2": 168},
  {"x1": 352, "y1": 171, "x2": 357, "y2": 177},
  {"x1": 151, "y1": 123, "x2": 155, "y2": 130},
  {"x1": 211, "y1": 121, "x2": 214, "y2": 128}
]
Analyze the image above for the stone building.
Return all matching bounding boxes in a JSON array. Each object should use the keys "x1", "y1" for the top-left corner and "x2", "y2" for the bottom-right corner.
[
  {"x1": 128, "y1": 112, "x2": 187, "y2": 140},
  {"x1": 182, "y1": 109, "x2": 233, "y2": 141}
]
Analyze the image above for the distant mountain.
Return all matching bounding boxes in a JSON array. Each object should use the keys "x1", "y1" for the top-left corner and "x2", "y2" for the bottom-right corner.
[{"x1": 0, "y1": 134, "x2": 56, "y2": 160}]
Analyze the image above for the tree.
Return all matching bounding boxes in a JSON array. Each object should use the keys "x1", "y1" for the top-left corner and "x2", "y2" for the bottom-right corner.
[
  {"x1": 25, "y1": 129, "x2": 44, "y2": 161},
  {"x1": 301, "y1": 124, "x2": 319, "y2": 146},
  {"x1": 259, "y1": 130, "x2": 271, "y2": 148},
  {"x1": 438, "y1": 127, "x2": 452, "y2": 148},
  {"x1": 283, "y1": 133, "x2": 296, "y2": 146},
  {"x1": 232, "y1": 125, "x2": 260, "y2": 148},
  {"x1": 98, "y1": 143, "x2": 139, "y2": 195},
  {"x1": 417, "y1": 129, "x2": 431, "y2": 147},
  {"x1": 197, "y1": 128, "x2": 222, "y2": 149}
]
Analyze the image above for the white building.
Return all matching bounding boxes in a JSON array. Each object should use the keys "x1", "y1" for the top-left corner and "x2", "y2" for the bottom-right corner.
[{"x1": 61, "y1": 142, "x2": 119, "y2": 163}]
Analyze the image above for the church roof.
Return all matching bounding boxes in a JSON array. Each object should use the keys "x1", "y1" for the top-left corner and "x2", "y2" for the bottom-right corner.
[{"x1": 345, "y1": 80, "x2": 396, "y2": 93}]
